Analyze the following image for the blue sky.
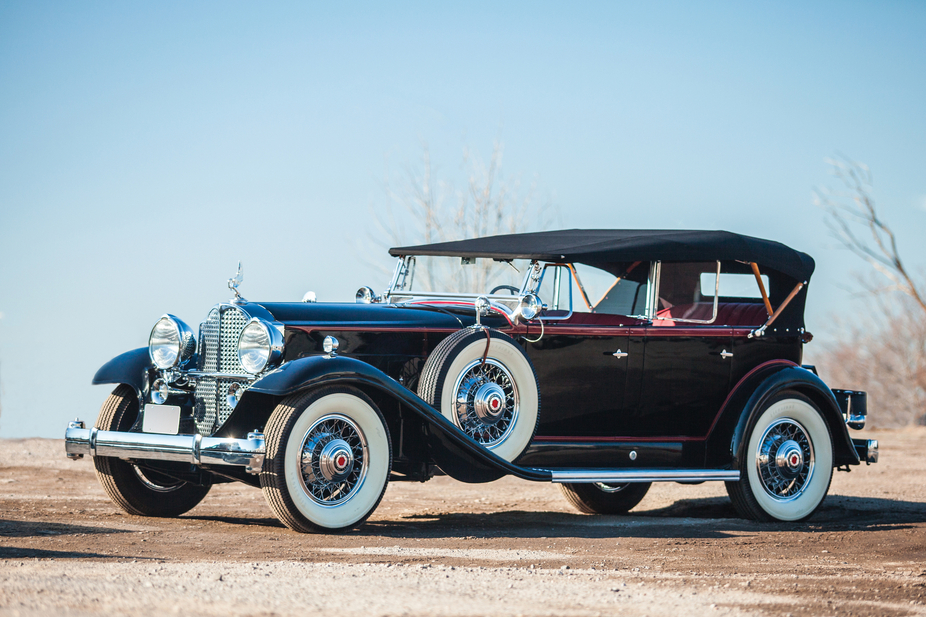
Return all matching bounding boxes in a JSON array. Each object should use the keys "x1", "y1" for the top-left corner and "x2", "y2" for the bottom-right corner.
[{"x1": 1, "y1": 2, "x2": 924, "y2": 437}]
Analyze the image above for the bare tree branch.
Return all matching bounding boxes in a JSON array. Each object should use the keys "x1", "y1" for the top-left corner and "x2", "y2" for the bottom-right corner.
[
  {"x1": 814, "y1": 157, "x2": 926, "y2": 314},
  {"x1": 369, "y1": 139, "x2": 556, "y2": 293}
]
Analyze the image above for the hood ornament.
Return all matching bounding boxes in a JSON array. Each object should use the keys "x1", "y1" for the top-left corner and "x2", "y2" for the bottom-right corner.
[{"x1": 228, "y1": 261, "x2": 247, "y2": 304}]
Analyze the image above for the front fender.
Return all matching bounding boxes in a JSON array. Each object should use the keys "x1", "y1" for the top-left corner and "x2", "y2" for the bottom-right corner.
[
  {"x1": 248, "y1": 355, "x2": 551, "y2": 482},
  {"x1": 706, "y1": 364, "x2": 858, "y2": 468},
  {"x1": 92, "y1": 347, "x2": 153, "y2": 399}
]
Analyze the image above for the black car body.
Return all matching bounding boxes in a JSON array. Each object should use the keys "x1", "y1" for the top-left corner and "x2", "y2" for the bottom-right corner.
[{"x1": 66, "y1": 229, "x2": 878, "y2": 531}]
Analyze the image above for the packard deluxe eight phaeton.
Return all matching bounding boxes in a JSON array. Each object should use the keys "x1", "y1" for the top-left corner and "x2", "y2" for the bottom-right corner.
[{"x1": 65, "y1": 230, "x2": 877, "y2": 532}]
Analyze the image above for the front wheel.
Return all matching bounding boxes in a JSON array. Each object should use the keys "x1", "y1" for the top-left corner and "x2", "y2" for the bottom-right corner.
[
  {"x1": 726, "y1": 391, "x2": 834, "y2": 522},
  {"x1": 93, "y1": 385, "x2": 212, "y2": 517},
  {"x1": 260, "y1": 386, "x2": 392, "y2": 533},
  {"x1": 559, "y1": 482, "x2": 651, "y2": 514}
]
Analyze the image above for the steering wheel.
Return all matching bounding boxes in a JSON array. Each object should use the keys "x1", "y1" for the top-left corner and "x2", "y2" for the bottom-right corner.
[{"x1": 490, "y1": 285, "x2": 521, "y2": 295}]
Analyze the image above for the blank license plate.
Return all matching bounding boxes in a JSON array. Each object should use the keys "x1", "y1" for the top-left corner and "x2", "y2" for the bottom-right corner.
[{"x1": 142, "y1": 404, "x2": 181, "y2": 434}]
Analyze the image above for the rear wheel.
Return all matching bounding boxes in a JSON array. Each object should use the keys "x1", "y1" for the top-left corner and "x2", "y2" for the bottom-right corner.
[
  {"x1": 93, "y1": 385, "x2": 212, "y2": 517},
  {"x1": 726, "y1": 391, "x2": 833, "y2": 522},
  {"x1": 559, "y1": 482, "x2": 651, "y2": 514},
  {"x1": 260, "y1": 386, "x2": 392, "y2": 533}
]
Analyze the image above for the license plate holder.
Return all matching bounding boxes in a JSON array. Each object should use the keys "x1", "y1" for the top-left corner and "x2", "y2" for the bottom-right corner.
[{"x1": 142, "y1": 404, "x2": 181, "y2": 435}]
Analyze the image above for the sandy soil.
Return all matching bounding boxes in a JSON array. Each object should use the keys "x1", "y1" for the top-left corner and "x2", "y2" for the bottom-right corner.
[{"x1": 1, "y1": 428, "x2": 925, "y2": 617}]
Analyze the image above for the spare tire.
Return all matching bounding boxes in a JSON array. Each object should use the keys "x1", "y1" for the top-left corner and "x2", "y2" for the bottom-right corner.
[{"x1": 418, "y1": 328, "x2": 540, "y2": 462}]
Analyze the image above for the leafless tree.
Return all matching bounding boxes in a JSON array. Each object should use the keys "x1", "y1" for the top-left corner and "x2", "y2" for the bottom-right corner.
[
  {"x1": 814, "y1": 158, "x2": 926, "y2": 314},
  {"x1": 372, "y1": 140, "x2": 556, "y2": 293},
  {"x1": 811, "y1": 157, "x2": 926, "y2": 426}
]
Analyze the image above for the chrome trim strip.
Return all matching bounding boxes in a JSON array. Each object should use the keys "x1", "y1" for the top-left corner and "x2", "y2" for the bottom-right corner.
[
  {"x1": 64, "y1": 425, "x2": 265, "y2": 474},
  {"x1": 548, "y1": 469, "x2": 740, "y2": 483}
]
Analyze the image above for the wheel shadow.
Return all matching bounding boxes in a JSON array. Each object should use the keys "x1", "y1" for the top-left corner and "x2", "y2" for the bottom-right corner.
[
  {"x1": 153, "y1": 494, "x2": 926, "y2": 539},
  {"x1": 355, "y1": 493, "x2": 926, "y2": 539},
  {"x1": 0, "y1": 519, "x2": 135, "y2": 538},
  {"x1": 0, "y1": 546, "x2": 158, "y2": 560}
]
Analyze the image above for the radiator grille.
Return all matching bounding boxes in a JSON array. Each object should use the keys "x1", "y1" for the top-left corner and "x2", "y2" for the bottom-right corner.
[{"x1": 193, "y1": 305, "x2": 251, "y2": 435}]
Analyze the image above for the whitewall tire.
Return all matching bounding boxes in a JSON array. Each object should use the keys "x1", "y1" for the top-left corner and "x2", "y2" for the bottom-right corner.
[
  {"x1": 260, "y1": 386, "x2": 392, "y2": 533},
  {"x1": 726, "y1": 391, "x2": 833, "y2": 522},
  {"x1": 418, "y1": 328, "x2": 540, "y2": 462}
]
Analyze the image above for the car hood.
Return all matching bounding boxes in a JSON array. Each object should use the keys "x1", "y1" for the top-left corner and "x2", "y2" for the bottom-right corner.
[{"x1": 246, "y1": 301, "x2": 478, "y2": 330}]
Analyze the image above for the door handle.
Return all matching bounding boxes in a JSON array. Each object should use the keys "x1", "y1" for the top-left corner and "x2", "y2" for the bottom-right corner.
[
  {"x1": 720, "y1": 349, "x2": 733, "y2": 360},
  {"x1": 612, "y1": 349, "x2": 629, "y2": 358}
]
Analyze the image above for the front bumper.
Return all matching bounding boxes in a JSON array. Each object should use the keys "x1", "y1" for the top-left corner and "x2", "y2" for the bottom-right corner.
[{"x1": 64, "y1": 420, "x2": 265, "y2": 474}]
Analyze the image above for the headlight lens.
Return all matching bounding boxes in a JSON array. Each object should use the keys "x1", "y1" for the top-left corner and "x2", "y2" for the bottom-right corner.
[
  {"x1": 238, "y1": 318, "x2": 284, "y2": 374},
  {"x1": 149, "y1": 315, "x2": 195, "y2": 369}
]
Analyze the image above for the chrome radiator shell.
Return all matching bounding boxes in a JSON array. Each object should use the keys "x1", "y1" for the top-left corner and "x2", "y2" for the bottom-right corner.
[{"x1": 193, "y1": 305, "x2": 251, "y2": 435}]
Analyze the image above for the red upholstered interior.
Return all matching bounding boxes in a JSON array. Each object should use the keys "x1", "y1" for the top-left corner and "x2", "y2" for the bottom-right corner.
[{"x1": 653, "y1": 302, "x2": 769, "y2": 327}]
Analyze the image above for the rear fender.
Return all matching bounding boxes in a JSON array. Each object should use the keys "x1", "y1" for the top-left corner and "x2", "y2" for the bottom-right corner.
[
  {"x1": 244, "y1": 355, "x2": 550, "y2": 483},
  {"x1": 705, "y1": 364, "x2": 859, "y2": 468}
]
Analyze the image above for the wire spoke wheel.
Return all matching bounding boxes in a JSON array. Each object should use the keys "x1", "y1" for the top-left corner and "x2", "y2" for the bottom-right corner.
[
  {"x1": 756, "y1": 418, "x2": 814, "y2": 501},
  {"x1": 298, "y1": 414, "x2": 368, "y2": 507},
  {"x1": 726, "y1": 391, "x2": 833, "y2": 522},
  {"x1": 260, "y1": 386, "x2": 391, "y2": 533},
  {"x1": 452, "y1": 359, "x2": 519, "y2": 447}
]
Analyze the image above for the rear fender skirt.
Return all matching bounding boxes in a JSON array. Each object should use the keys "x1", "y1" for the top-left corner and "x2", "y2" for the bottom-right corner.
[
  {"x1": 247, "y1": 355, "x2": 552, "y2": 483},
  {"x1": 91, "y1": 347, "x2": 153, "y2": 405},
  {"x1": 706, "y1": 365, "x2": 859, "y2": 468}
]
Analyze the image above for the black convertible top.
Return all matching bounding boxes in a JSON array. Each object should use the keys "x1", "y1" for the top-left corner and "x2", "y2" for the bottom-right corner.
[{"x1": 390, "y1": 229, "x2": 814, "y2": 281}]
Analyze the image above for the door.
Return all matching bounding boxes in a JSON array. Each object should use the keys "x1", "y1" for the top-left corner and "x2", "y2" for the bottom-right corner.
[
  {"x1": 638, "y1": 327, "x2": 733, "y2": 437},
  {"x1": 526, "y1": 324, "x2": 637, "y2": 437}
]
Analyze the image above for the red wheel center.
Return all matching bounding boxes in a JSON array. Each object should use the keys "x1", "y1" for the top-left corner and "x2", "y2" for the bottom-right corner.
[
  {"x1": 789, "y1": 453, "x2": 800, "y2": 467},
  {"x1": 490, "y1": 398, "x2": 501, "y2": 411},
  {"x1": 335, "y1": 454, "x2": 348, "y2": 469}
]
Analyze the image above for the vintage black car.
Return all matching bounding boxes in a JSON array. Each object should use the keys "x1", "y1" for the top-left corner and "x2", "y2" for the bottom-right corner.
[{"x1": 66, "y1": 229, "x2": 877, "y2": 532}]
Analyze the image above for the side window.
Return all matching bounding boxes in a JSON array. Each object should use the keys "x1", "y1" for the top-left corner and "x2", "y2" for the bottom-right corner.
[
  {"x1": 654, "y1": 261, "x2": 720, "y2": 323},
  {"x1": 583, "y1": 262, "x2": 650, "y2": 317},
  {"x1": 702, "y1": 272, "x2": 769, "y2": 300}
]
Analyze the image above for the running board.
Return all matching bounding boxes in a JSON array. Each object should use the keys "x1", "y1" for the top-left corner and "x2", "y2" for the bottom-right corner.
[{"x1": 547, "y1": 469, "x2": 740, "y2": 483}]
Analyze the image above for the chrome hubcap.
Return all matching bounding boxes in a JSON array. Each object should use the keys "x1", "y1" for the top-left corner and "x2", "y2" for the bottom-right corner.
[
  {"x1": 453, "y1": 359, "x2": 519, "y2": 447},
  {"x1": 756, "y1": 418, "x2": 814, "y2": 502},
  {"x1": 318, "y1": 439, "x2": 354, "y2": 483},
  {"x1": 473, "y1": 382, "x2": 506, "y2": 424},
  {"x1": 299, "y1": 414, "x2": 367, "y2": 506}
]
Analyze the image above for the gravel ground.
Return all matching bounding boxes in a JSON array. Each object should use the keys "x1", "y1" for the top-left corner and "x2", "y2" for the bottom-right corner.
[{"x1": 1, "y1": 427, "x2": 925, "y2": 617}]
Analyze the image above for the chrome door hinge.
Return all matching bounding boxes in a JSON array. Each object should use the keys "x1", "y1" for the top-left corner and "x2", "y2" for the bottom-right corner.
[
  {"x1": 612, "y1": 349, "x2": 629, "y2": 358},
  {"x1": 720, "y1": 349, "x2": 733, "y2": 360}
]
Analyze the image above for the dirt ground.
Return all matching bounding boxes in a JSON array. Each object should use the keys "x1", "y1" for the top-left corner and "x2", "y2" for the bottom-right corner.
[{"x1": 1, "y1": 427, "x2": 925, "y2": 617}]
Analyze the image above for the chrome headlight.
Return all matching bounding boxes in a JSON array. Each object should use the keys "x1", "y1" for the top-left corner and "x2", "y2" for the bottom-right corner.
[
  {"x1": 238, "y1": 318, "x2": 284, "y2": 374},
  {"x1": 148, "y1": 315, "x2": 196, "y2": 369}
]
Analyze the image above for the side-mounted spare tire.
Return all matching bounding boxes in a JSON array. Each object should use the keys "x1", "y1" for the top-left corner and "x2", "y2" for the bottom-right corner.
[{"x1": 418, "y1": 327, "x2": 540, "y2": 462}]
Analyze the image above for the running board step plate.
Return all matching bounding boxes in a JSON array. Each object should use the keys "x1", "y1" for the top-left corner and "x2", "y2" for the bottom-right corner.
[{"x1": 547, "y1": 469, "x2": 740, "y2": 483}]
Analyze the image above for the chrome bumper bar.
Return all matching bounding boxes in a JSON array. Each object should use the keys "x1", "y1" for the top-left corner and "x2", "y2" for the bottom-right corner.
[
  {"x1": 548, "y1": 469, "x2": 740, "y2": 483},
  {"x1": 64, "y1": 420, "x2": 265, "y2": 474}
]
